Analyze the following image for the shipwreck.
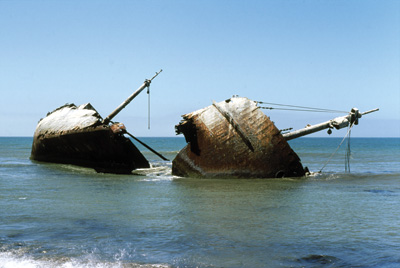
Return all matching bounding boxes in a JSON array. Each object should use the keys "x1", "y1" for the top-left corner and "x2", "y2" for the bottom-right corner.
[
  {"x1": 31, "y1": 70, "x2": 163, "y2": 174},
  {"x1": 172, "y1": 96, "x2": 378, "y2": 178}
]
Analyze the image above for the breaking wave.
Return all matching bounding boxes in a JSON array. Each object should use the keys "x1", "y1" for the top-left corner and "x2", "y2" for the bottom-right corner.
[{"x1": 0, "y1": 250, "x2": 170, "y2": 268}]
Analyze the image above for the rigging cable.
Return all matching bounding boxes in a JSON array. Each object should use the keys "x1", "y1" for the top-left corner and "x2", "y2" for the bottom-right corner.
[
  {"x1": 257, "y1": 99, "x2": 357, "y2": 172},
  {"x1": 319, "y1": 121, "x2": 355, "y2": 173},
  {"x1": 147, "y1": 84, "x2": 150, "y2": 129},
  {"x1": 256, "y1": 101, "x2": 348, "y2": 114},
  {"x1": 259, "y1": 107, "x2": 348, "y2": 113},
  {"x1": 345, "y1": 126, "x2": 351, "y2": 172}
]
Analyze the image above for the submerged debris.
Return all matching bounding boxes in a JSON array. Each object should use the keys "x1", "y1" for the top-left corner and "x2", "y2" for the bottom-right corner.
[
  {"x1": 30, "y1": 70, "x2": 163, "y2": 174},
  {"x1": 31, "y1": 103, "x2": 149, "y2": 174},
  {"x1": 172, "y1": 96, "x2": 378, "y2": 178},
  {"x1": 172, "y1": 96, "x2": 307, "y2": 178}
]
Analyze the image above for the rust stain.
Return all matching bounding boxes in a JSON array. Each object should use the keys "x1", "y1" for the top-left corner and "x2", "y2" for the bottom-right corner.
[
  {"x1": 30, "y1": 104, "x2": 149, "y2": 174},
  {"x1": 172, "y1": 97, "x2": 306, "y2": 178}
]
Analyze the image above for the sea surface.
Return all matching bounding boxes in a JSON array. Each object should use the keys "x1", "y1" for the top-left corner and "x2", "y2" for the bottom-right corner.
[{"x1": 1, "y1": 137, "x2": 399, "y2": 268}]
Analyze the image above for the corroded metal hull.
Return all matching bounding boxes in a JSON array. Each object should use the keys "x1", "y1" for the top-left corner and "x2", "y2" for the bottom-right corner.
[
  {"x1": 31, "y1": 103, "x2": 149, "y2": 174},
  {"x1": 172, "y1": 97, "x2": 306, "y2": 178}
]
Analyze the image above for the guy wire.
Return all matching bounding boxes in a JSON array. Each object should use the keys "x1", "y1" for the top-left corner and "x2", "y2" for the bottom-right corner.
[
  {"x1": 257, "y1": 101, "x2": 348, "y2": 113},
  {"x1": 319, "y1": 121, "x2": 355, "y2": 173}
]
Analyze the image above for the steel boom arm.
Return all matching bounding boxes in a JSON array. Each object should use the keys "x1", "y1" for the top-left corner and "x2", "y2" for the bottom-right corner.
[
  {"x1": 282, "y1": 108, "x2": 379, "y2": 141},
  {"x1": 102, "y1": 70, "x2": 162, "y2": 124}
]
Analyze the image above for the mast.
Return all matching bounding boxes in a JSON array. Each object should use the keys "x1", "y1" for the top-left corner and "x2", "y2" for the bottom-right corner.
[
  {"x1": 282, "y1": 108, "x2": 379, "y2": 141},
  {"x1": 102, "y1": 70, "x2": 162, "y2": 125}
]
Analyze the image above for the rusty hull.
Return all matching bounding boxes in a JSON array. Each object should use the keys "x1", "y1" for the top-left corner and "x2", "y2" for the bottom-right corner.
[
  {"x1": 30, "y1": 104, "x2": 149, "y2": 174},
  {"x1": 172, "y1": 97, "x2": 306, "y2": 178}
]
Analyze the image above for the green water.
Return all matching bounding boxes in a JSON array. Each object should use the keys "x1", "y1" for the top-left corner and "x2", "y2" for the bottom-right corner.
[{"x1": 1, "y1": 137, "x2": 399, "y2": 267}]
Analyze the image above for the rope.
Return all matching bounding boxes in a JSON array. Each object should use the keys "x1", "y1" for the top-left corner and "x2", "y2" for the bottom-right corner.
[
  {"x1": 345, "y1": 127, "x2": 351, "y2": 172},
  {"x1": 257, "y1": 101, "x2": 348, "y2": 113},
  {"x1": 319, "y1": 121, "x2": 355, "y2": 173},
  {"x1": 147, "y1": 85, "x2": 150, "y2": 129},
  {"x1": 260, "y1": 107, "x2": 347, "y2": 113}
]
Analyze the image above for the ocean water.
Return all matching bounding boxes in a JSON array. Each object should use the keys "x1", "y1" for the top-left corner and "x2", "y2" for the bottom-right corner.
[{"x1": 0, "y1": 137, "x2": 399, "y2": 268}]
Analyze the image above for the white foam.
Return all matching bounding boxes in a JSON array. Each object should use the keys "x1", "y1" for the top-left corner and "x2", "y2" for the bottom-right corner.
[
  {"x1": 132, "y1": 166, "x2": 176, "y2": 181},
  {"x1": 0, "y1": 251, "x2": 171, "y2": 268}
]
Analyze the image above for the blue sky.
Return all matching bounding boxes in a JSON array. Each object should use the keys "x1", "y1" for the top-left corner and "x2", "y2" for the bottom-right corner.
[{"x1": 1, "y1": 0, "x2": 399, "y2": 137}]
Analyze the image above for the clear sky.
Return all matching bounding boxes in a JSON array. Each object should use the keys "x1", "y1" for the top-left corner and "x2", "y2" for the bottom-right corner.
[{"x1": 1, "y1": 0, "x2": 399, "y2": 137}]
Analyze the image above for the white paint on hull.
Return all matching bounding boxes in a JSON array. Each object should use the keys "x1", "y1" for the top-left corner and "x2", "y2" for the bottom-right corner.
[{"x1": 34, "y1": 103, "x2": 101, "y2": 136}]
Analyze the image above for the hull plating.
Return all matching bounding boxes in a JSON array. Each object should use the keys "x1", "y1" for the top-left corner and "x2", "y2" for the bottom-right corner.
[
  {"x1": 30, "y1": 103, "x2": 149, "y2": 174},
  {"x1": 172, "y1": 97, "x2": 306, "y2": 178}
]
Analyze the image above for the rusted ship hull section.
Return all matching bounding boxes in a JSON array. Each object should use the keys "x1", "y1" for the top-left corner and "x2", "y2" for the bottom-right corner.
[
  {"x1": 172, "y1": 97, "x2": 306, "y2": 178},
  {"x1": 31, "y1": 103, "x2": 149, "y2": 174}
]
